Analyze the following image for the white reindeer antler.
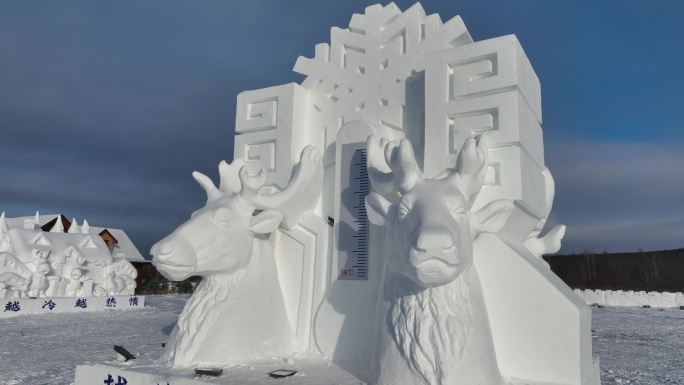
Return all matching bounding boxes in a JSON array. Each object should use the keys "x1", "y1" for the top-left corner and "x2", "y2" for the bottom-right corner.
[
  {"x1": 218, "y1": 158, "x2": 245, "y2": 194},
  {"x1": 192, "y1": 172, "x2": 223, "y2": 202},
  {"x1": 240, "y1": 146, "x2": 323, "y2": 229},
  {"x1": 445, "y1": 135, "x2": 488, "y2": 206},
  {"x1": 192, "y1": 146, "x2": 323, "y2": 230},
  {"x1": 367, "y1": 136, "x2": 399, "y2": 200},
  {"x1": 367, "y1": 136, "x2": 423, "y2": 201},
  {"x1": 367, "y1": 134, "x2": 489, "y2": 206},
  {"x1": 238, "y1": 163, "x2": 269, "y2": 201}
]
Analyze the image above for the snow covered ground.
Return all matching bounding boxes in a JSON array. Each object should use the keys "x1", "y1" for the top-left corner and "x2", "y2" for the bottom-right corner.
[
  {"x1": 592, "y1": 305, "x2": 684, "y2": 384},
  {"x1": 0, "y1": 295, "x2": 184, "y2": 385},
  {"x1": 0, "y1": 295, "x2": 682, "y2": 384}
]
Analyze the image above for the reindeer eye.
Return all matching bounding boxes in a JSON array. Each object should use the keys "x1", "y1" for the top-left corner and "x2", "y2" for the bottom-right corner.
[{"x1": 212, "y1": 207, "x2": 232, "y2": 228}]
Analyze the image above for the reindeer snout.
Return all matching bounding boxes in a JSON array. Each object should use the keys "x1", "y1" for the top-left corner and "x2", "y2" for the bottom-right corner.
[
  {"x1": 414, "y1": 232, "x2": 455, "y2": 252},
  {"x1": 151, "y1": 238, "x2": 195, "y2": 268}
]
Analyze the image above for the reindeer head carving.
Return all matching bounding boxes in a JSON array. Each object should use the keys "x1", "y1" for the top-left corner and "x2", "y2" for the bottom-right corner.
[
  {"x1": 151, "y1": 146, "x2": 322, "y2": 281},
  {"x1": 365, "y1": 136, "x2": 514, "y2": 288}
]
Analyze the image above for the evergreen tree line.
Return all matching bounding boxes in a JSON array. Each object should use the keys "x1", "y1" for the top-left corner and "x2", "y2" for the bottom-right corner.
[{"x1": 545, "y1": 248, "x2": 684, "y2": 292}]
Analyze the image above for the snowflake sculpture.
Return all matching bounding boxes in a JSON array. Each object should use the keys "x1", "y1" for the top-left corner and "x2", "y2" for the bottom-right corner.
[{"x1": 294, "y1": 3, "x2": 472, "y2": 143}]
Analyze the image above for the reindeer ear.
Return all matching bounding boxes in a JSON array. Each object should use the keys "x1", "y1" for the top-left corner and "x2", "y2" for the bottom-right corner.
[
  {"x1": 249, "y1": 209, "x2": 284, "y2": 234},
  {"x1": 471, "y1": 200, "x2": 515, "y2": 235},
  {"x1": 365, "y1": 192, "x2": 392, "y2": 226}
]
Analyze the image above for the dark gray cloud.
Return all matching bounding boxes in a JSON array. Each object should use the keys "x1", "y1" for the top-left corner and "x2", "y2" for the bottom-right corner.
[
  {"x1": 1, "y1": 0, "x2": 683, "y2": 257},
  {"x1": 547, "y1": 140, "x2": 684, "y2": 252}
]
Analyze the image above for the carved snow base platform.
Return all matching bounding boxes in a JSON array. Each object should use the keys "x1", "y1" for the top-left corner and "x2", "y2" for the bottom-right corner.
[
  {"x1": 73, "y1": 358, "x2": 599, "y2": 385},
  {"x1": 0, "y1": 295, "x2": 144, "y2": 317},
  {"x1": 74, "y1": 359, "x2": 359, "y2": 385}
]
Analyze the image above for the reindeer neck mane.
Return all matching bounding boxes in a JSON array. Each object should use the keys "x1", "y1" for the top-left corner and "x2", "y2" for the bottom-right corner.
[{"x1": 384, "y1": 267, "x2": 475, "y2": 385}]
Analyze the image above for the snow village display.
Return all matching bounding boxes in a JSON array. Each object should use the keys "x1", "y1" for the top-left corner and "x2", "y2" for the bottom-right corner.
[
  {"x1": 74, "y1": 3, "x2": 600, "y2": 384},
  {"x1": 0, "y1": 213, "x2": 144, "y2": 317}
]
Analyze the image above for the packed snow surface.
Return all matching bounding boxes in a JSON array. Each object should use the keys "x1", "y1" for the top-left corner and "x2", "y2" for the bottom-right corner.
[
  {"x1": 0, "y1": 295, "x2": 183, "y2": 385},
  {"x1": 0, "y1": 295, "x2": 682, "y2": 384},
  {"x1": 592, "y1": 305, "x2": 684, "y2": 384}
]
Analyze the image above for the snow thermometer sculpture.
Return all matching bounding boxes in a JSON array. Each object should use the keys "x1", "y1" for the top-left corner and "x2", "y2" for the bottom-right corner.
[{"x1": 338, "y1": 145, "x2": 370, "y2": 280}]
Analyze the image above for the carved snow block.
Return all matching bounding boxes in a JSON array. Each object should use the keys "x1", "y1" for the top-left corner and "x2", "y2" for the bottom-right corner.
[
  {"x1": 274, "y1": 213, "x2": 329, "y2": 354},
  {"x1": 234, "y1": 83, "x2": 321, "y2": 190},
  {"x1": 592, "y1": 290, "x2": 607, "y2": 306},
  {"x1": 424, "y1": 34, "x2": 541, "y2": 174},
  {"x1": 604, "y1": 290, "x2": 620, "y2": 306},
  {"x1": 236, "y1": 84, "x2": 327, "y2": 355},
  {"x1": 647, "y1": 291, "x2": 661, "y2": 307},
  {"x1": 425, "y1": 34, "x2": 541, "y2": 121},
  {"x1": 658, "y1": 292, "x2": 676, "y2": 308},
  {"x1": 622, "y1": 291, "x2": 641, "y2": 307},
  {"x1": 0, "y1": 295, "x2": 144, "y2": 317},
  {"x1": 474, "y1": 234, "x2": 599, "y2": 385},
  {"x1": 634, "y1": 291, "x2": 647, "y2": 306},
  {"x1": 625, "y1": 291, "x2": 640, "y2": 307},
  {"x1": 473, "y1": 146, "x2": 547, "y2": 242},
  {"x1": 577, "y1": 290, "x2": 595, "y2": 305},
  {"x1": 426, "y1": 90, "x2": 544, "y2": 171},
  {"x1": 676, "y1": 293, "x2": 684, "y2": 307}
]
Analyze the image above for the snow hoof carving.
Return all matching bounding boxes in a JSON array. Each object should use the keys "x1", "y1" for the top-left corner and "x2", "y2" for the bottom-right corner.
[
  {"x1": 365, "y1": 134, "x2": 514, "y2": 385},
  {"x1": 151, "y1": 146, "x2": 323, "y2": 368}
]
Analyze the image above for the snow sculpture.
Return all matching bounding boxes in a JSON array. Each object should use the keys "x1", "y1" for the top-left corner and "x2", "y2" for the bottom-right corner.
[
  {"x1": 0, "y1": 272, "x2": 28, "y2": 299},
  {"x1": 151, "y1": 146, "x2": 323, "y2": 367},
  {"x1": 66, "y1": 268, "x2": 84, "y2": 297},
  {"x1": 74, "y1": 3, "x2": 600, "y2": 385},
  {"x1": 0, "y1": 213, "x2": 140, "y2": 300},
  {"x1": 364, "y1": 134, "x2": 514, "y2": 385},
  {"x1": 112, "y1": 258, "x2": 138, "y2": 294},
  {"x1": 28, "y1": 262, "x2": 51, "y2": 297}
]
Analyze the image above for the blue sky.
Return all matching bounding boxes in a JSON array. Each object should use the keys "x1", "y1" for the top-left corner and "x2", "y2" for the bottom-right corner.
[{"x1": 0, "y1": 0, "x2": 682, "y2": 255}]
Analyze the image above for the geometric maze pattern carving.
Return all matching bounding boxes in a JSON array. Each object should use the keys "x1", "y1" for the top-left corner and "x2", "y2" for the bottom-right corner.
[
  {"x1": 426, "y1": 34, "x2": 548, "y2": 242},
  {"x1": 243, "y1": 98, "x2": 278, "y2": 133},
  {"x1": 235, "y1": 83, "x2": 315, "y2": 189}
]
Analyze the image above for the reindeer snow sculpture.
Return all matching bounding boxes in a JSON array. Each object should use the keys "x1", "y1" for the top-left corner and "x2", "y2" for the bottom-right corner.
[
  {"x1": 364, "y1": 135, "x2": 514, "y2": 385},
  {"x1": 151, "y1": 146, "x2": 322, "y2": 368}
]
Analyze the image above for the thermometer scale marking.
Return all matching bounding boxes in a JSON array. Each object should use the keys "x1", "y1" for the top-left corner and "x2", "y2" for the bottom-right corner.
[{"x1": 339, "y1": 147, "x2": 370, "y2": 280}]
